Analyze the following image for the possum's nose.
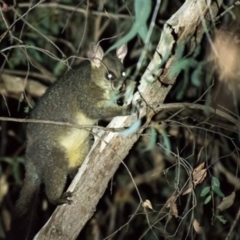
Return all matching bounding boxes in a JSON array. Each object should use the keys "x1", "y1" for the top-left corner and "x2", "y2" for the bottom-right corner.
[
  {"x1": 119, "y1": 83, "x2": 126, "y2": 92},
  {"x1": 112, "y1": 81, "x2": 126, "y2": 92}
]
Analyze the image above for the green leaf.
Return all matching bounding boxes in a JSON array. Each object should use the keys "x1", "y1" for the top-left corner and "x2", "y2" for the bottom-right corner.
[
  {"x1": 204, "y1": 195, "x2": 212, "y2": 204},
  {"x1": 211, "y1": 177, "x2": 220, "y2": 187},
  {"x1": 120, "y1": 119, "x2": 141, "y2": 136},
  {"x1": 169, "y1": 58, "x2": 197, "y2": 79},
  {"x1": 8, "y1": 49, "x2": 26, "y2": 69},
  {"x1": 16, "y1": 157, "x2": 25, "y2": 164},
  {"x1": 26, "y1": 41, "x2": 43, "y2": 63},
  {"x1": 134, "y1": 0, "x2": 151, "y2": 41},
  {"x1": 138, "y1": 25, "x2": 148, "y2": 42},
  {"x1": 212, "y1": 186, "x2": 225, "y2": 198},
  {"x1": 160, "y1": 0, "x2": 168, "y2": 14},
  {"x1": 12, "y1": 161, "x2": 21, "y2": 183},
  {"x1": 191, "y1": 66, "x2": 202, "y2": 87},
  {"x1": 107, "y1": 26, "x2": 137, "y2": 52},
  {"x1": 161, "y1": 130, "x2": 171, "y2": 155},
  {"x1": 141, "y1": 128, "x2": 157, "y2": 152},
  {"x1": 200, "y1": 186, "x2": 211, "y2": 197},
  {"x1": 53, "y1": 61, "x2": 67, "y2": 76},
  {"x1": 216, "y1": 215, "x2": 227, "y2": 224},
  {"x1": 107, "y1": 0, "x2": 151, "y2": 52},
  {"x1": 0, "y1": 157, "x2": 13, "y2": 164},
  {"x1": 175, "y1": 78, "x2": 188, "y2": 100},
  {"x1": 134, "y1": 0, "x2": 151, "y2": 23},
  {"x1": 24, "y1": 106, "x2": 30, "y2": 113},
  {"x1": 12, "y1": 157, "x2": 25, "y2": 183}
]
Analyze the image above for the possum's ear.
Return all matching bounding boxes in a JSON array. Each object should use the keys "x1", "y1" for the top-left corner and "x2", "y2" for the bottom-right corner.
[
  {"x1": 87, "y1": 43, "x2": 104, "y2": 68},
  {"x1": 116, "y1": 44, "x2": 128, "y2": 63}
]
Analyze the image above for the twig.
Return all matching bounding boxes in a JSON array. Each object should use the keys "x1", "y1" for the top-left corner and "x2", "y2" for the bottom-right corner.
[
  {"x1": 0, "y1": 117, "x2": 127, "y2": 132},
  {"x1": 18, "y1": 2, "x2": 133, "y2": 19},
  {"x1": 225, "y1": 202, "x2": 240, "y2": 240},
  {"x1": 155, "y1": 103, "x2": 239, "y2": 127}
]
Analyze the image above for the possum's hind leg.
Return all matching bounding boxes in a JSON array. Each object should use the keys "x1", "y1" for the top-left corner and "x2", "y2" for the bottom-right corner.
[{"x1": 41, "y1": 146, "x2": 72, "y2": 205}]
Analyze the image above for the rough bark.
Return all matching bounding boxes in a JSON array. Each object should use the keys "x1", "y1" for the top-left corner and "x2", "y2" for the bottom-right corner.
[{"x1": 35, "y1": 1, "x2": 223, "y2": 239}]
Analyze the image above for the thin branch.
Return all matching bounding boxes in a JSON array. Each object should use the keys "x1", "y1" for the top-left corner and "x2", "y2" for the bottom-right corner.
[
  {"x1": 225, "y1": 202, "x2": 240, "y2": 240},
  {"x1": 18, "y1": 2, "x2": 133, "y2": 19},
  {"x1": 0, "y1": 117, "x2": 127, "y2": 132},
  {"x1": 155, "y1": 103, "x2": 239, "y2": 127},
  {"x1": 1, "y1": 102, "x2": 237, "y2": 131},
  {"x1": 2, "y1": 69, "x2": 56, "y2": 83}
]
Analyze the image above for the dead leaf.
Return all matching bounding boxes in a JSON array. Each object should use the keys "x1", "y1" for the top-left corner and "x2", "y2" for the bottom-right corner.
[
  {"x1": 182, "y1": 185, "x2": 193, "y2": 195},
  {"x1": 142, "y1": 199, "x2": 153, "y2": 210},
  {"x1": 2, "y1": 2, "x2": 10, "y2": 12},
  {"x1": 197, "y1": 147, "x2": 204, "y2": 163},
  {"x1": 166, "y1": 195, "x2": 177, "y2": 207},
  {"x1": 170, "y1": 201, "x2": 178, "y2": 217},
  {"x1": 193, "y1": 162, "x2": 205, "y2": 173},
  {"x1": 193, "y1": 219, "x2": 203, "y2": 234},
  {"x1": 0, "y1": 175, "x2": 8, "y2": 203},
  {"x1": 217, "y1": 191, "x2": 235, "y2": 211},
  {"x1": 182, "y1": 163, "x2": 207, "y2": 195},
  {"x1": 166, "y1": 195, "x2": 178, "y2": 217},
  {"x1": 193, "y1": 169, "x2": 207, "y2": 186}
]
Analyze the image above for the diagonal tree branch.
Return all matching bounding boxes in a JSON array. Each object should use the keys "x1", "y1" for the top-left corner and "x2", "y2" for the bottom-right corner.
[{"x1": 35, "y1": 1, "x2": 223, "y2": 239}]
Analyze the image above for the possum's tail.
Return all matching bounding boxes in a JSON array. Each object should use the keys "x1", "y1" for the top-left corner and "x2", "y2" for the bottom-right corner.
[{"x1": 7, "y1": 172, "x2": 41, "y2": 240}]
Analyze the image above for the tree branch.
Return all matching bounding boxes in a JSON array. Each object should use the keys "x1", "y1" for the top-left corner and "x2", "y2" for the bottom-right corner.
[{"x1": 0, "y1": 73, "x2": 47, "y2": 99}]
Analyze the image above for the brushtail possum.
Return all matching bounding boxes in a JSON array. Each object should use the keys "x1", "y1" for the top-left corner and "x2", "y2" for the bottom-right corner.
[{"x1": 9, "y1": 43, "x2": 136, "y2": 240}]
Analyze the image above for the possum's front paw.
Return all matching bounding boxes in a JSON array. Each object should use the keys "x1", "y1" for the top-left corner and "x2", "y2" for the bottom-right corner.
[
  {"x1": 126, "y1": 102, "x2": 140, "y2": 118},
  {"x1": 55, "y1": 191, "x2": 73, "y2": 205},
  {"x1": 62, "y1": 191, "x2": 73, "y2": 204}
]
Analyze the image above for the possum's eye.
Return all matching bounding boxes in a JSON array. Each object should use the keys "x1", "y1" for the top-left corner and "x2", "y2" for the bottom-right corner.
[
  {"x1": 106, "y1": 71, "x2": 115, "y2": 80},
  {"x1": 121, "y1": 71, "x2": 126, "y2": 77}
]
